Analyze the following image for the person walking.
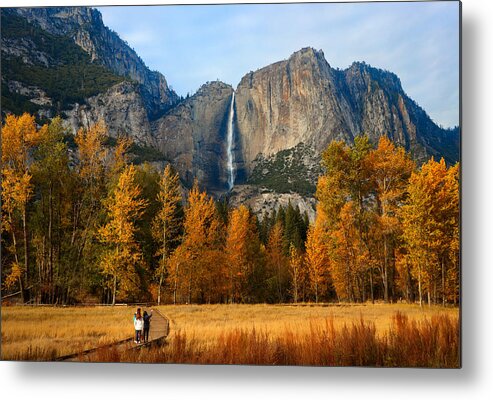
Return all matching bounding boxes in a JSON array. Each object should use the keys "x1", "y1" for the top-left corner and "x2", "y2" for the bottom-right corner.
[
  {"x1": 143, "y1": 309, "x2": 153, "y2": 343},
  {"x1": 133, "y1": 308, "x2": 144, "y2": 344}
]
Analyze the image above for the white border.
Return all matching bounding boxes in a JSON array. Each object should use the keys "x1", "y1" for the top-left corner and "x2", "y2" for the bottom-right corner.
[{"x1": 2, "y1": 0, "x2": 492, "y2": 399}]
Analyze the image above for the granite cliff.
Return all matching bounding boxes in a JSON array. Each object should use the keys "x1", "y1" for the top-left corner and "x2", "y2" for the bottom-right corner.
[
  {"x1": 151, "y1": 81, "x2": 234, "y2": 192},
  {"x1": 1, "y1": 8, "x2": 460, "y2": 219},
  {"x1": 11, "y1": 7, "x2": 179, "y2": 118},
  {"x1": 235, "y1": 48, "x2": 459, "y2": 192}
]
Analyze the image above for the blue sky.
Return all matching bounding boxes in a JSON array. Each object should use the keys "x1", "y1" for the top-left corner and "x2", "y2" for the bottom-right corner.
[{"x1": 98, "y1": 1, "x2": 459, "y2": 128}]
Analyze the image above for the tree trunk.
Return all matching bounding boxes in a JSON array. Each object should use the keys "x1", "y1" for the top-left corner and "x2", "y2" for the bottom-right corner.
[
  {"x1": 112, "y1": 274, "x2": 117, "y2": 306},
  {"x1": 49, "y1": 184, "x2": 54, "y2": 304},
  {"x1": 383, "y1": 237, "x2": 389, "y2": 303},
  {"x1": 442, "y1": 257, "x2": 446, "y2": 306},
  {"x1": 9, "y1": 212, "x2": 25, "y2": 303},
  {"x1": 173, "y1": 262, "x2": 179, "y2": 305},
  {"x1": 22, "y1": 207, "x2": 29, "y2": 302},
  {"x1": 369, "y1": 270, "x2": 374, "y2": 304},
  {"x1": 157, "y1": 272, "x2": 163, "y2": 305}
]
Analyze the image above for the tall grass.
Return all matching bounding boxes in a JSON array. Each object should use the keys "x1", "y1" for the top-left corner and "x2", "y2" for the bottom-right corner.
[
  {"x1": 109, "y1": 312, "x2": 459, "y2": 367},
  {"x1": 2, "y1": 305, "x2": 459, "y2": 367},
  {"x1": 1, "y1": 306, "x2": 133, "y2": 360}
]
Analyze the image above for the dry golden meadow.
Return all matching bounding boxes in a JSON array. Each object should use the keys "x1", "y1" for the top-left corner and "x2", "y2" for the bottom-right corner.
[{"x1": 1, "y1": 303, "x2": 459, "y2": 366}]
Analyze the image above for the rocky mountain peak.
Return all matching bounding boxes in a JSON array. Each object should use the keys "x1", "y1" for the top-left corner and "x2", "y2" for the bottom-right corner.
[
  {"x1": 9, "y1": 7, "x2": 179, "y2": 119},
  {"x1": 13, "y1": 7, "x2": 102, "y2": 37},
  {"x1": 195, "y1": 81, "x2": 233, "y2": 97},
  {"x1": 2, "y1": 5, "x2": 459, "y2": 210},
  {"x1": 345, "y1": 61, "x2": 404, "y2": 95},
  {"x1": 289, "y1": 47, "x2": 326, "y2": 64}
]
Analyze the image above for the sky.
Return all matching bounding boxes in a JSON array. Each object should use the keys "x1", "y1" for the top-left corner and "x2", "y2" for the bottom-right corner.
[{"x1": 98, "y1": 1, "x2": 459, "y2": 128}]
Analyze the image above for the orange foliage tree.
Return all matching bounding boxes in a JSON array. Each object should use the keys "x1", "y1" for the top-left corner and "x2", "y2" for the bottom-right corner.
[
  {"x1": 400, "y1": 158, "x2": 459, "y2": 305},
  {"x1": 174, "y1": 181, "x2": 225, "y2": 303},
  {"x1": 152, "y1": 164, "x2": 183, "y2": 305},
  {"x1": 366, "y1": 136, "x2": 415, "y2": 302},
  {"x1": 1, "y1": 113, "x2": 41, "y2": 301},
  {"x1": 225, "y1": 205, "x2": 262, "y2": 303},
  {"x1": 98, "y1": 165, "x2": 148, "y2": 304},
  {"x1": 265, "y1": 221, "x2": 289, "y2": 303},
  {"x1": 305, "y1": 206, "x2": 331, "y2": 303}
]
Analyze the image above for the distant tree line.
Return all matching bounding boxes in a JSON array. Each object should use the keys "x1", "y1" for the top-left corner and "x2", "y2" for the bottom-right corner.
[{"x1": 1, "y1": 114, "x2": 459, "y2": 306}]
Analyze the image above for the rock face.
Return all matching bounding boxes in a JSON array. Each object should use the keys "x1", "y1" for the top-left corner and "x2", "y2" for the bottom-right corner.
[
  {"x1": 151, "y1": 82, "x2": 234, "y2": 191},
  {"x1": 65, "y1": 81, "x2": 152, "y2": 145},
  {"x1": 229, "y1": 185, "x2": 317, "y2": 222},
  {"x1": 235, "y1": 47, "x2": 459, "y2": 176},
  {"x1": 12, "y1": 7, "x2": 180, "y2": 118},
  {"x1": 2, "y1": 9, "x2": 459, "y2": 206}
]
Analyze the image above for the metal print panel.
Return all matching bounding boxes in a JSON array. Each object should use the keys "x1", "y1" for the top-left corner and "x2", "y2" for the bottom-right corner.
[{"x1": 0, "y1": 1, "x2": 461, "y2": 366}]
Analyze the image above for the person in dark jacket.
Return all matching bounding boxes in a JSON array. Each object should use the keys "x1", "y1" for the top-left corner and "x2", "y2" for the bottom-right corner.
[{"x1": 143, "y1": 310, "x2": 153, "y2": 343}]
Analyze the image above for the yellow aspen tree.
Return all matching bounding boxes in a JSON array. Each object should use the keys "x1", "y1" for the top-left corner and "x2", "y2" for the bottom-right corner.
[
  {"x1": 109, "y1": 136, "x2": 133, "y2": 181},
  {"x1": 331, "y1": 202, "x2": 370, "y2": 302},
  {"x1": 177, "y1": 180, "x2": 224, "y2": 303},
  {"x1": 305, "y1": 207, "x2": 331, "y2": 303},
  {"x1": 1, "y1": 113, "x2": 41, "y2": 302},
  {"x1": 288, "y1": 243, "x2": 304, "y2": 303},
  {"x1": 444, "y1": 163, "x2": 460, "y2": 304},
  {"x1": 266, "y1": 221, "x2": 288, "y2": 303},
  {"x1": 98, "y1": 165, "x2": 148, "y2": 304},
  {"x1": 151, "y1": 164, "x2": 183, "y2": 305},
  {"x1": 225, "y1": 205, "x2": 250, "y2": 303},
  {"x1": 71, "y1": 122, "x2": 109, "y2": 296},
  {"x1": 75, "y1": 121, "x2": 108, "y2": 187},
  {"x1": 166, "y1": 246, "x2": 189, "y2": 304},
  {"x1": 367, "y1": 136, "x2": 414, "y2": 303},
  {"x1": 400, "y1": 158, "x2": 449, "y2": 306}
]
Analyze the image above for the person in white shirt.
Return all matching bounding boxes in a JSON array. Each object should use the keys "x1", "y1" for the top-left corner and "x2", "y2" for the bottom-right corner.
[{"x1": 133, "y1": 308, "x2": 144, "y2": 343}]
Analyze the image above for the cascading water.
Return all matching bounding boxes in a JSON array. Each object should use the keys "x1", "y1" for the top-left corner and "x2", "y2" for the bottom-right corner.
[{"x1": 226, "y1": 91, "x2": 235, "y2": 190}]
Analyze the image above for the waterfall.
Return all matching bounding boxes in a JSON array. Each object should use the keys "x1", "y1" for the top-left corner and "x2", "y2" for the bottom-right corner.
[{"x1": 226, "y1": 91, "x2": 235, "y2": 190}]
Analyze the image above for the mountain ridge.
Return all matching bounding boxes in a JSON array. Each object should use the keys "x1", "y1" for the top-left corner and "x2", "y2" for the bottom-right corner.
[
  {"x1": 9, "y1": 7, "x2": 180, "y2": 119},
  {"x1": 1, "y1": 8, "x2": 460, "y2": 214}
]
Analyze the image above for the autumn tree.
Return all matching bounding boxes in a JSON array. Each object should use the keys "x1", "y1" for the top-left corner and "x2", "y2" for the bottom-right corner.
[
  {"x1": 68, "y1": 122, "x2": 109, "y2": 300},
  {"x1": 98, "y1": 165, "x2": 148, "y2": 304},
  {"x1": 152, "y1": 164, "x2": 183, "y2": 305},
  {"x1": 31, "y1": 117, "x2": 74, "y2": 303},
  {"x1": 175, "y1": 181, "x2": 225, "y2": 303},
  {"x1": 400, "y1": 158, "x2": 459, "y2": 306},
  {"x1": 225, "y1": 205, "x2": 263, "y2": 303},
  {"x1": 305, "y1": 207, "x2": 331, "y2": 303},
  {"x1": 331, "y1": 201, "x2": 370, "y2": 302},
  {"x1": 366, "y1": 136, "x2": 414, "y2": 302},
  {"x1": 288, "y1": 243, "x2": 305, "y2": 303},
  {"x1": 1, "y1": 113, "x2": 40, "y2": 302},
  {"x1": 265, "y1": 222, "x2": 289, "y2": 303}
]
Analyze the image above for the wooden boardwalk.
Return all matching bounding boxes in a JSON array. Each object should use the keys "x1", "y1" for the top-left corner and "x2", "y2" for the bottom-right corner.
[{"x1": 56, "y1": 309, "x2": 170, "y2": 362}]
